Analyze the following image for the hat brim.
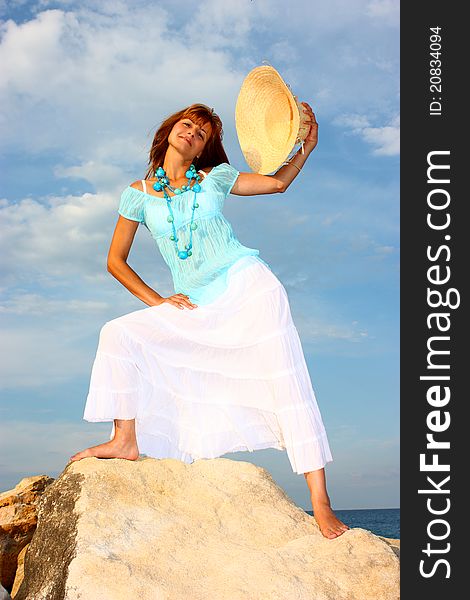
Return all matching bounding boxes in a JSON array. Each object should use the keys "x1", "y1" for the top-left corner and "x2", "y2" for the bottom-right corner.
[{"x1": 235, "y1": 66, "x2": 300, "y2": 175}]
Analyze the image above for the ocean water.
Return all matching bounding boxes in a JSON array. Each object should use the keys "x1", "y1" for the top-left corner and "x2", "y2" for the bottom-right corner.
[{"x1": 305, "y1": 508, "x2": 400, "y2": 539}]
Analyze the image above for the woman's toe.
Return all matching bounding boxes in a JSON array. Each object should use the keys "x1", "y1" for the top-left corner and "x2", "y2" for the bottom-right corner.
[{"x1": 324, "y1": 528, "x2": 338, "y2": 539}]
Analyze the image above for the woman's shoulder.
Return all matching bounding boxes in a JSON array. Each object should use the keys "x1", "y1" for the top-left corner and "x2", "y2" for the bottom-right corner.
[
  {"x1": 199, "y1": 166, "x2": 214, "y2": 176},
  {"x1": 129, "y1": 180, "x2": 145, "y2": 191},
  {"x1": 200, "y1": 163, "x2": 236, "y2": 176}
]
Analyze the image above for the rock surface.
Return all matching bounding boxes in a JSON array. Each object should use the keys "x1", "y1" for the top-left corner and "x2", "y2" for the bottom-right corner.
[
  {"x1": 15, "y1": 457, "x2": 399, "y2": 600},
  {"x1": 379, "y1": 537, "x2": 400, "y2": 559},
  {"x1": 10, "y1": 544, "x2": 28, "y2": 599},
  {"x1": 0, "y1": 476, "x2": 54, "y2": 592}
]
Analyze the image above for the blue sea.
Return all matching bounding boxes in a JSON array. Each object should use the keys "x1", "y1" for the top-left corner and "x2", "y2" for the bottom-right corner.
[{"x1": 305, "y1": 508, "x2": 400, "y2": 539}]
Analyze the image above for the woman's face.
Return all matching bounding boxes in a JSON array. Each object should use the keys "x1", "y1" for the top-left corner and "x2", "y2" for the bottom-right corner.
[{"x1": 168, "y1": 117, "x2": 212, "y2": 160}]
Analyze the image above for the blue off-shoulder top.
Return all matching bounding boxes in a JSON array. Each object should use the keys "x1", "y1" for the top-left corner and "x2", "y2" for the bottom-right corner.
[{"x1": 118, "y1": 162, "x2": 270, "y2": 305}]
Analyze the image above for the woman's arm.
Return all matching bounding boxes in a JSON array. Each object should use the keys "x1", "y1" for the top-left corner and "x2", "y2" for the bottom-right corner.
[
  {"x1": 231, "y1": 102, "x2": 318, "y2": 197},
  {"x1": 107, "y1": 217, "x2": 197, "y2": 310},
  {"x1": 107, "y1": 216, "x2": 164, "y2": 306}
]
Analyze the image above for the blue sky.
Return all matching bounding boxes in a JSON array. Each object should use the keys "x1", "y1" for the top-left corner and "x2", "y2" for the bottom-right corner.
[{"x1": 0, "y1": 0, "x2": 399, "y2": 510}]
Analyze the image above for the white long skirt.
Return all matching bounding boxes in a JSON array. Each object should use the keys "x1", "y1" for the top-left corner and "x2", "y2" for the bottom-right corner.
[{"x1": 82, "y1": 255, "x2": 333, "y2": 474}]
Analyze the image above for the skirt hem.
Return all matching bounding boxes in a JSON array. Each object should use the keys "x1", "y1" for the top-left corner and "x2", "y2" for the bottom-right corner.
[{"x1": 135, "y1": 429, "x2": 333, "y2": 475}]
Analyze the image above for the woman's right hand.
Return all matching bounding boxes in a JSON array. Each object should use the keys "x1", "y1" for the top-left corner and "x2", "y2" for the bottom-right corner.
[
  {"x1": 154, "y1": 293, "x2": 198, "y2": 310},
  {"x1": 300, "y1": 101, "x2": 318, "y2": 149}
]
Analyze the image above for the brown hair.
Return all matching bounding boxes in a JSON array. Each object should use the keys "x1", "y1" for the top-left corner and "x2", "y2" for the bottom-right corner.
[{"x1": 144, "y1": 104, "x2": 230, "y2": 179}]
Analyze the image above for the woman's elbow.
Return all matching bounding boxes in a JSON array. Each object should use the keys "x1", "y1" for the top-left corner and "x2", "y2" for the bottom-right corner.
[
  {"x1": 107, "y1": 255, "x2": 125, "y2": 275},
  {"x1": 276, "y1": 179, "x2": 287, "y2": 193},
  {"x1": 107, "y1": 259, "x2": 116, "y2": 275}
]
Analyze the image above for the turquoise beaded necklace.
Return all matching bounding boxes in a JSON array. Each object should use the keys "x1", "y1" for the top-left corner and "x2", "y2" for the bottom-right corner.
[{"x1": 153, "y1": 164, "x2": 202, "y2": 260}]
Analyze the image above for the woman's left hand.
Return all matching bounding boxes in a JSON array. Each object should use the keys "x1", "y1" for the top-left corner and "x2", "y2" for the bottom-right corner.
[{"x1": 300, "y1": 101, "x2": 318, "y2": 149}]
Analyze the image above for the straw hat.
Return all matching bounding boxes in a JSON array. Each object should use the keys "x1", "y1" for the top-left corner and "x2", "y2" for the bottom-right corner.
[{"x1": 235, "y1": 65, "x2": 310, "y2": 174}]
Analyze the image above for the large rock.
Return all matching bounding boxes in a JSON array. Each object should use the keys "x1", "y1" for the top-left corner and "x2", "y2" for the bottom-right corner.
[
  {"x1": 379, "y1": 537, "x2": 400, "y2": 559},
  {"x1": 15, "y1": 457, "x2": 399, "y2": 600},
  {"x1": 10, "y1": 544, "x2": 29, "y2": 599},
  {"x1": 0, "y1": 476, "x2": 54, "y2": 592}
]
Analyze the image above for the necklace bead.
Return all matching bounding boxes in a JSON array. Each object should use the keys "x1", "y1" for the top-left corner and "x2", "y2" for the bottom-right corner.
[{"x1": 154, "y1": 164, "x2": 202, "y2": 260}]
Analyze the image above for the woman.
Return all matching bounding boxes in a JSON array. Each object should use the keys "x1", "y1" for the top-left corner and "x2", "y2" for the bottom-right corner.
[{"x1": 70, "y1": 102, "x2": 349, "y2": 540}]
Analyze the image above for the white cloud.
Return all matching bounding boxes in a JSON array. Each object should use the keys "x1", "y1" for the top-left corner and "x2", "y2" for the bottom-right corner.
[
  {"x1": 294, "y1": 313, "x2": 370, "y2": 343},
  {"x1": 0, "y1": 186, "x2": 173, "y2": 388},
  {"x1": 0, "y1": 5, "x2": 250, "y2": 178},
  {"x1": 54, "y1": 161, "x2": 130, "y2": 191},
  {"x1": 0, "y1": 0, "x2": 399, "y2": 175},
  {"x1": 0, "y1": 294, "x2": 109, "y2": 315},
  {"x1": 0, "y1": 190, "x2": 116, "y2": 283},
  {"x1": 375, "y1": 245, "x2": 395, "y2": 255},
  {"x1": 269, "y1": 39, "x2": 299, "y2": 65},
  {"x1": 334, "y1": 113, "x2": 400, "y2": 156},
  {"x1": 0, "y1": 324, "x2": 95, "y2": 387},
  {"x1": 321, "y1": 212, "x2": 344, "y2": 227},
  {"x1": 334, "y1": 114, "x2": 371, "y2": 129},
  {"x1": 181, "y1": 0, "x2": 272, "y2": 50},
  {"x1": 361, "y1": 115, "x2": 400, "y2": 155},
  {"x1": 365, "y1": 0, "x2": 400, "y2": 25}
]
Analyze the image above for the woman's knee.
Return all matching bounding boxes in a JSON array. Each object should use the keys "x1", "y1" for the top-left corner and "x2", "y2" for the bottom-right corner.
[{"x1": 98, "y1": 319, "x2": 123, "y2": 350}]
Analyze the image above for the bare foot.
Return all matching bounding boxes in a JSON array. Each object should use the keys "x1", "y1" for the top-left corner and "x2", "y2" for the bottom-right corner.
[
  {"x1": 312, "y1": 501, "x2": 349, "y2": 539},
  {"x1": 69, "y1": 438, "x2": 139, "y2": 463}
]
